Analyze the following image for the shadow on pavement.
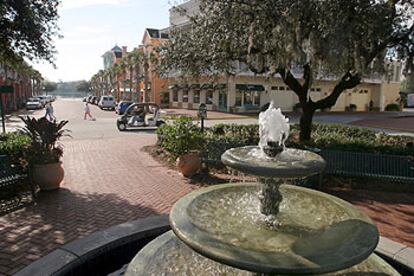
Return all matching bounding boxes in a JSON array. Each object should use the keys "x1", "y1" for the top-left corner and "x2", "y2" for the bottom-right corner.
[{"x1": 0, "y1": 188, "x2": 160, "y2": 274}]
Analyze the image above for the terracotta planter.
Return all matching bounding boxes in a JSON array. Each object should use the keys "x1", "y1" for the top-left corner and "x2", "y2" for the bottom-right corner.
[
  {"x1": 176, "y1": 153, "x2": 201, "y2": 178},
  {"x1": 32, "y1": 162, "x2": 64, "y2": 191}
]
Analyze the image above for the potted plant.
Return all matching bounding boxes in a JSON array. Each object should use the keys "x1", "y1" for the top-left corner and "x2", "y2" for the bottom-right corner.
[
  {"x1": 21, "y1": 117, "x2": 70, "y2": 191},
  {"x1": 157, "y1": 117, "x2": 204, "y2": 177}
]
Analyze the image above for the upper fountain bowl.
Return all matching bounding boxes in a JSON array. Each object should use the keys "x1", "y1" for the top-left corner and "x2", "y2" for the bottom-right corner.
[{"x1": 221, "y1": 146, "x2": 326, "y2": 178}]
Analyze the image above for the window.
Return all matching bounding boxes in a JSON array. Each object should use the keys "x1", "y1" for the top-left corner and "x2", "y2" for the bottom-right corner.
[
  {"x1": 244, "y1": 91, "x2": 253, "y2": 105},
  {"x1": 279, "y1": 86, "x2": 285, "y2": 91},
  {"x1": 235, "y1": 91, "x2": 242, "y2": 107},
  {"x1": 395, "y1": 65, "x2": 400, "y2": 82},
  {"x1": 193, "y1": 91, "x2": 200, "y2": 103},
  {"x1": 183, "y1": 91, "x2": 188, "y2": 102},
  {"x1": 206, "y1": 91, "x2": 213, "y2": 104},
  {"x1": 254, "y1": 92, "x2": 260, "y2": 106},
  {"x1": 173, "y1": 91, "x2": 178, "y2": 102},
  {"x1": 242, "y1": 91, "x2": 260, "y2": 106}
]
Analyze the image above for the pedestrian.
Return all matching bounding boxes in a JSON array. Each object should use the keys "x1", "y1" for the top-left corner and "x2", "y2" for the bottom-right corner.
[
  {"x1": 84, "y1": 103, "x2": 94, "y2": 120},
  {"x1": 45, "y1": 103, "x2": 52, "y2": 121},
  {"x1": 48, "y1": 102, "x2": 56, "y2": 121}
]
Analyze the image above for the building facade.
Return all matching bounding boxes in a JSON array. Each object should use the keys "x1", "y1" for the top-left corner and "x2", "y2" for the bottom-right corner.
[
  {"x1": 167, "y1": 0, "x2": 402, "y2": 113},
  {"x1": 0, "y1": 64, "x2": 34, "y2": 114},
  {"x1": 141, "y1": 28, "x2": 170, "y2": 106}
]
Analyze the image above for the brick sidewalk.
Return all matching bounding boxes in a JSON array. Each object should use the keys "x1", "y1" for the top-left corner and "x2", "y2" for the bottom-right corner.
[{"x1": 0, "y1": 136, "x2": 196, "y2": 275}]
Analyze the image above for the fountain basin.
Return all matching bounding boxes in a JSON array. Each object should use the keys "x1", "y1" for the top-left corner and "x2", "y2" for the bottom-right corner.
[
  {"x1": 170, "y1": 183, "x2": 379, "y2": 274},
  {"x1": 221, "y1": 146, "x2": 326, "y2": 178},
  {"x1": 126, "y1": 231, "x2": 399, "y2": 275}
]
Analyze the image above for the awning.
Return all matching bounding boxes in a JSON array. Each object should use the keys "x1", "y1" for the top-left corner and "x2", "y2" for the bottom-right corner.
[
  {"x1": 168, "y1": 84, "x2": 178, "y2": 90},
  {"x1": 201, "y1": 83, "x2": 213, "y2": 90},
  {"x1": 190, "y1": 84, "x2": 201, "y2": 90},
  {"x1": 236, "y1": 84, "x2": 265, "y2": 92},
  {"x1": 214, "y1": 83, "x2": 227, "y2": 90}
]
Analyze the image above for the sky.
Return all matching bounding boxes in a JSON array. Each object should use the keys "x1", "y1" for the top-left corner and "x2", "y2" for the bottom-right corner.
[{"x1": 34, "y1": 0, "x2": 172, "y2": 82}]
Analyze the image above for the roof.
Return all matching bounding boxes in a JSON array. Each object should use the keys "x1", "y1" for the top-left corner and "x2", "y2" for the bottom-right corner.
[
  {"x1": 147, "y1": 28, "x2": 161, "y2": 38},
  {"x1": 146, "y1": 28, "x2": 169, "y2": 39},
  {"x1": 111, "y1": 45, "x2": 122, "y2": 52}
]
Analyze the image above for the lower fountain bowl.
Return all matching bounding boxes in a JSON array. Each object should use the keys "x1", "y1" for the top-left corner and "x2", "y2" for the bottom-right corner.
[
  {"x1": 170, "y1": 183, "x2": 380, "y2": 274},
  {"x1": 126, "y1": 231, "x2": 399, "y2": 275}
]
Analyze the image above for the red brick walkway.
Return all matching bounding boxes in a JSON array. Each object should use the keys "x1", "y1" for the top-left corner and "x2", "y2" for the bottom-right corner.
[{"x1": 0, "y1": 136, "x2": 197, "y2": 275}]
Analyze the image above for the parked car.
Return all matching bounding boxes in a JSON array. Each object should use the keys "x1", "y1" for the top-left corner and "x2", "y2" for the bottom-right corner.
[
  {"x1": 90, "y1": 96, "x2": 97, "y2": 104},
  {"x1": 87, "y1": 96, "x2": 94, "y2": 103},
  {"x1": 117, "y1": 103, "x2": 165, "y2": 131},
  {"x1": 26, "y1": 97, "x2": 43, "y2": 110},
  {"x1": 98, "y1": 96, "x2": 116, "y2": 110},
  {"x1": 35, "y1": 96, "x2": 48, "y2": 107},
  {"x1": 115, "y1": 101, "x2": 134, "y2": 115},
  {"x1": 94, "y1": 96, "x2": 101, "y2": 105},
  {"x1": 46, "y1": 95, "x2": 56, "y2": 102}
]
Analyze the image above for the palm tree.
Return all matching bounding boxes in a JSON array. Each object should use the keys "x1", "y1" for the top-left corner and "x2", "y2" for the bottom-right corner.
[
  {"x1": 122, "y1": 50, "x2": 142, "y2": 102},
  {"x1": 118, "y1": 60, "x2": 128, "y2": 100}
]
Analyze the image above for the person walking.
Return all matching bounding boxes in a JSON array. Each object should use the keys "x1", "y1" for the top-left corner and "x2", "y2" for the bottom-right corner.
[
  {"x1": 84, "y1": 102, "x2": 94, "y2": 120},
  {"x1": 48, "y1": 102, "x2": 56, "y2": 121},
  {"x1": 45, "y1": 103, "x2": 53, "y2": 121}
]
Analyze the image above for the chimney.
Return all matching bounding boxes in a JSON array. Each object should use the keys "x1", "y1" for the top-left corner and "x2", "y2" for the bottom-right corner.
[{"x1": 122, "y1": 46, "x2": 127, "y2": 56}]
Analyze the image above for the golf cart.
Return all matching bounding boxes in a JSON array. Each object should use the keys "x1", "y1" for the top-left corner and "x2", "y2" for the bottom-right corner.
[{"x1": 117, "y1": 102, "x2": 165, "y2": 131}]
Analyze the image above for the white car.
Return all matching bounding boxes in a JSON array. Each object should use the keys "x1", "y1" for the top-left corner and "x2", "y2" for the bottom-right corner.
[
  {"x1": 26, "y1": 98, "x2": 43, "y2": 110},
  {"x1": 35, "y1": 96, "x2": 48, "y2": 107},
  {"x1": 98, "y1": 96, "x2": 116, "y2": 110}
]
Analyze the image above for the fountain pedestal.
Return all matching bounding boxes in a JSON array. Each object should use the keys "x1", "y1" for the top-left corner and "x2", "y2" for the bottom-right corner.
[{"x1": 259, "y1": 178, "x2": 283, "y2": 217}]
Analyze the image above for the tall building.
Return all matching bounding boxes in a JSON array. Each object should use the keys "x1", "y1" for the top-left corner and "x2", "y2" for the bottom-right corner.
[{"x1": 141, "y1": 28, "x2": 170, "y2": 106}]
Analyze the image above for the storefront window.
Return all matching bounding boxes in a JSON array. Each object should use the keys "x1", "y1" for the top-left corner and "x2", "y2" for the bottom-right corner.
[
  {"x1": 183, "y1": 91, "x2": 188, "y2": 102},
  {"x1": 244, "y1": 91, "x2": 253, "y2": 105},
  {"x1": 193, "y1": 91, "x2": 200, "y2": 103},
  {"x1": 254, "y1": 92, "x2": 260, "y2": 106},
  {"x1": 206, "y1": 91, "x2": 213, "y2": 105},
  {"x1": 173, "y1": 91, "x2": 178, "y2": 102},
  {"x1": 235, "y1": 91, "x2": 242, "y2": 107}
]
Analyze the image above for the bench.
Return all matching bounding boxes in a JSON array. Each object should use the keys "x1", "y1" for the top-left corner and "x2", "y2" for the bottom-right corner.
[
  {"x1": 0, "y1": 155, "x2": 32, "y2": 215},
  {"x1": 319, "y1": 150, "x2": 414, "y2": 184}
]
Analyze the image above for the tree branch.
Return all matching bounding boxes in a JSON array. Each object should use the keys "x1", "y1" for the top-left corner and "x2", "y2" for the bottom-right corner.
[
  {"x1": 313, "y1": 71, "x2": 361, "y2": 110},
  {"x1": 277, "y1": 68, "x2": 307, "y2": 102}
]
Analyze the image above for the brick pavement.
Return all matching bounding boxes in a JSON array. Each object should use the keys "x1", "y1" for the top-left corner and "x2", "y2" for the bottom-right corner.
[{"x1": 0, "y1": 135, "x2": 197, "y2": 275}]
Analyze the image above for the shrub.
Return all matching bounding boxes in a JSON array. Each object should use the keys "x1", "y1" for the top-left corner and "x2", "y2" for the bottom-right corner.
[
  {"x1": 0, "y1": 132, "x2": 31, "y2": 169},
  {"x1": 385, "y1": 103, "x2": 400, "y2": 111},
  {"x1": 157, "y1": 116, "x2": 204, "y2": 159}
]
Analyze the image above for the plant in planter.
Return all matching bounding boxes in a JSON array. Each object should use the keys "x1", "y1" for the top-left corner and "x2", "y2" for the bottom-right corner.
[
  {"x1": 157, "y1": 116, "x2": 204, "y2": 177},
  {"x1": 20, "y1": 117, "x2": 70, "y2": 191}
]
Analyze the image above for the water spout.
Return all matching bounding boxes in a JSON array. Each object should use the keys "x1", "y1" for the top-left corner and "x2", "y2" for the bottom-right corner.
[{"x1": 259, "y1": 102, "x2": 290, "y2": 157}]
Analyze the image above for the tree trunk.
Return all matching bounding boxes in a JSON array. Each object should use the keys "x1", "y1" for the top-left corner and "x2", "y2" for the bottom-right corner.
[{"x1": 299, "y1": 104, "x2": 315, "y2": 142}]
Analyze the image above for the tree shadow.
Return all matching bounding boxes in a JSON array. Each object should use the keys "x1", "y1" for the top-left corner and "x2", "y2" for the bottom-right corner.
[{"x1": 0, "y1": 188, "x2": 160, "y2": 274}]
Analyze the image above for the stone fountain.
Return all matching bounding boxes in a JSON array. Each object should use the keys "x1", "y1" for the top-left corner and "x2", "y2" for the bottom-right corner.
[{"x1": 125, "y1": 102, "x2": 399, "y2": 275}]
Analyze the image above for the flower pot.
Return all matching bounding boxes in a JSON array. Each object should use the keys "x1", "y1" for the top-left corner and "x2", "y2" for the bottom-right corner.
[
  {"x1": 32, "y1": 162, "x2": 64, "y2": 191},
  {"x1": 176, "y1": 153, "x2": 201, "y2": 178}
]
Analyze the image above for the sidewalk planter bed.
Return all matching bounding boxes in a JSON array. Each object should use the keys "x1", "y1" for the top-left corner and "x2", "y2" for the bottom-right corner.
[
  {"x1": 21, "y1": 117, "x2": 70, "y2": 192},
  {"x1": 157, "y1": 121, "x2": 414, "y2": 182}
]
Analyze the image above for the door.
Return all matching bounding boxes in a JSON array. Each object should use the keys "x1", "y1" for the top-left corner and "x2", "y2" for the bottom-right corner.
[{"x1": 219, "y1": 90, "x2": 227, "y2": 111}]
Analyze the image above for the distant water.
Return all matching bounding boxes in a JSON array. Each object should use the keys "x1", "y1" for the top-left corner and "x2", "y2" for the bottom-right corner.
[{"x1": 46, "y1": 90, "x2": 87, "y2": 98}]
